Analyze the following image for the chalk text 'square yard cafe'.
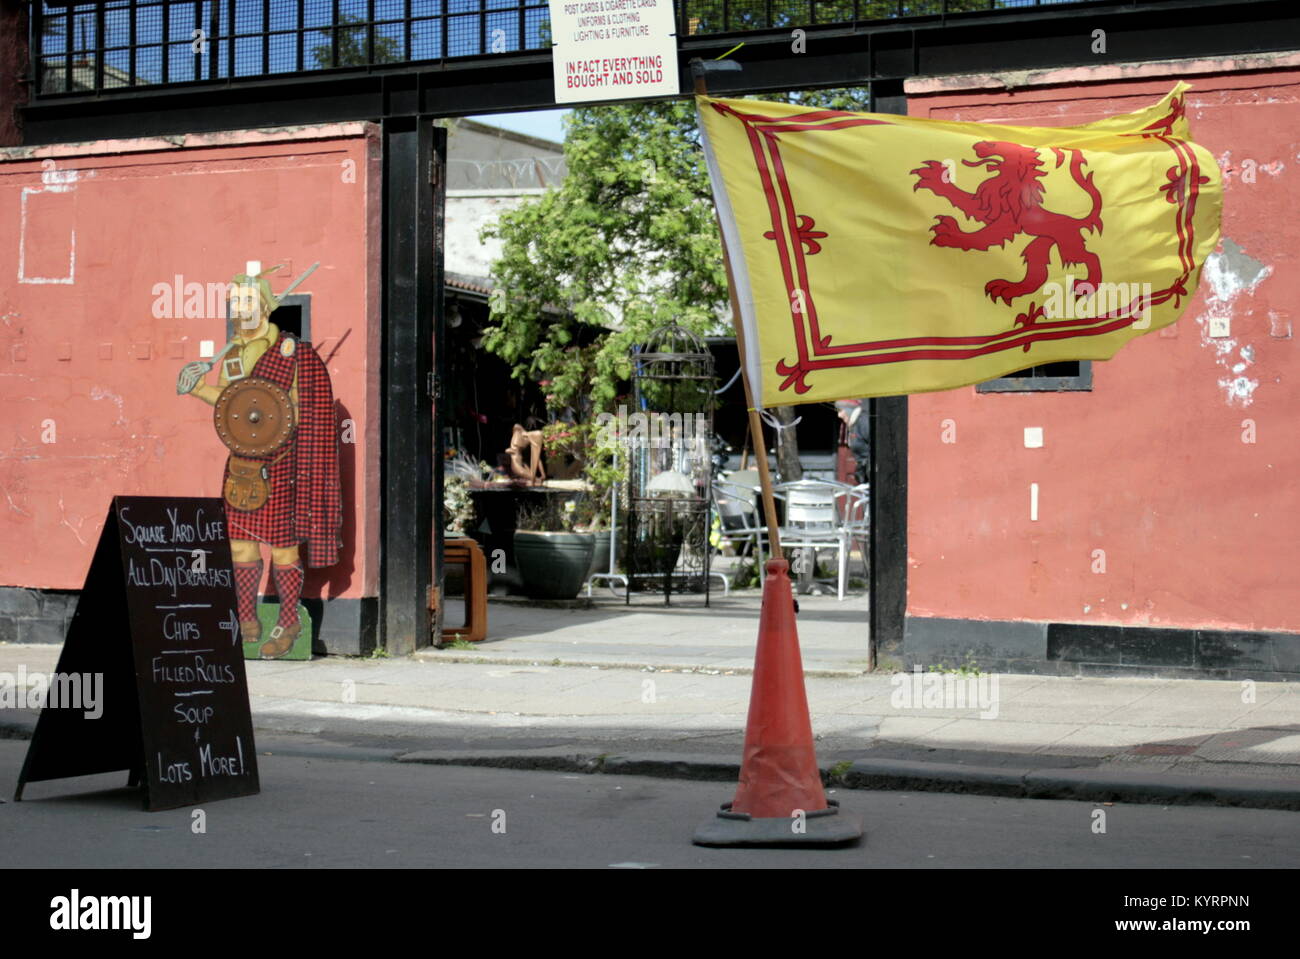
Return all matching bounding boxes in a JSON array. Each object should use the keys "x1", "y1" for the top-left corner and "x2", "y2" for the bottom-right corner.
[{"x1": 0, "y1": 1, "x2": 1296, "y2": 678}]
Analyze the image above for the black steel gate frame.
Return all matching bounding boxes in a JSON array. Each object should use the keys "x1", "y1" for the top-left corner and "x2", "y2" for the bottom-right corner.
[{"x1": 13, "y1": 0, "x2": 1296, "y2": 654}]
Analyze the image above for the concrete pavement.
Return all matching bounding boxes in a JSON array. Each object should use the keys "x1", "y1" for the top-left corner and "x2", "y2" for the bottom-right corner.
[
  {"x1": 429, "y1": 589, "x2": 874, "y2": 675},
  {"x1": 2, "y1": 590, "x2": 1298, "y2": 810}
]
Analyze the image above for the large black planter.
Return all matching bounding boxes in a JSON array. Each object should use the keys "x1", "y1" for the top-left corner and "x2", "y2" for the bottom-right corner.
[
  {"x1": 514, "y1": 530, "x2": 596, "y2": 600},
  {"x1": 587, "y1": 534, "x2": 612, "y2": 580}
]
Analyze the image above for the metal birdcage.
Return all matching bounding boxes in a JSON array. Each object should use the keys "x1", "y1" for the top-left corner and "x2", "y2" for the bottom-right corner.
[{"x1": 623, "y1": 324, "x2": 717, "y2": 604}]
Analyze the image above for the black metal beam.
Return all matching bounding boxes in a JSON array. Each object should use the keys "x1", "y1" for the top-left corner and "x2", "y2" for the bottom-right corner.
[
  {"x1": 865, "y1": 83, "x2": 906, "y2": 670},
  {"x1": 431, "y1": 123, "x2": 448, "y2": 646},
  {"x1": 868, "y1": 394, "x2": 908, "y2": 668},
  {"x1": 380, "y1": 117, "x2": 441, "y2": 655},
  {"x1": 20, "y1": 0, "x2": 1297, "y2": 144}
]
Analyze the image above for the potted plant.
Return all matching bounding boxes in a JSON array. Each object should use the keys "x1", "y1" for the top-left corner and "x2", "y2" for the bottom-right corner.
[
  {"x1": 443, "y1": 454, "x2": 489, "y2": 536},
  {"x1": 443, "y1": 454, "x2": 491, "y2": 596},
  {"x1": 542, "y1": 421, "x2": 625, "y2": 580},
  {"x1": 513, "y1": 494, "x2": 596, "y2": 600}
]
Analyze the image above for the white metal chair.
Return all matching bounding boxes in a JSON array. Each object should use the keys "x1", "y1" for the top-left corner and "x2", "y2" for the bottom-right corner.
[
  {"x1": 771, "y1": 479, "x2": 855, "y2": 600},
  {"x1": 844, "y1": 483, "x2": 870, "y2": 582},
  {"x1": 712, "y1": 480, "x2": 767, "y2": 566}
]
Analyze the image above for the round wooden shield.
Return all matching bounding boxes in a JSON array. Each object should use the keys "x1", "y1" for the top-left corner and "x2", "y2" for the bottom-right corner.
[{"x1": 213, "y1": 377, "x2": 296, "y2": 456}]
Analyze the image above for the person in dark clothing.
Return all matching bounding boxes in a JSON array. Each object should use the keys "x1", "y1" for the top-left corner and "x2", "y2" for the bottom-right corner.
[{"x1": 836, "y1": 400, "x2": 871, "y2": 485}]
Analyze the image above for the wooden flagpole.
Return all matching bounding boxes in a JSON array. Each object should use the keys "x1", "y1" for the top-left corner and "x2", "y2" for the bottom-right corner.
[{"x1": 694, "y1": 64, "x2": 782, "y2": 561}]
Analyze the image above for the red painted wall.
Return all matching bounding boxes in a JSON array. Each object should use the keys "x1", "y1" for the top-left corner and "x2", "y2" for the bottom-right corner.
[
  {"x1": 905, "y1": 60, "x2": 1300, "y2": 633},
  {"x1": 0, "y1": 124, "x2": 383, "y2": 602}
]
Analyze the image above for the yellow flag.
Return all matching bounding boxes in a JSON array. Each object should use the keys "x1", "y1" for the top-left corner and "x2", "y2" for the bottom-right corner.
[{"x1": 697, "y1": 85, "x2": 1222, "y2": 407}]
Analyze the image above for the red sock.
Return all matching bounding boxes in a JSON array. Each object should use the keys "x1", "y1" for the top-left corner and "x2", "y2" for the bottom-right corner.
[
  {"x1": 272, "y1": 562, "x2": 304, "y2": 629},
  {"x1": 233, "y1": 561, "x2": 262, "y2": 622}
]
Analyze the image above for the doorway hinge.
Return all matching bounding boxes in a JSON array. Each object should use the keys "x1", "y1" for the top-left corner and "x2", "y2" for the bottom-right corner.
[
  {"x1": 427, "y1": 584, "x2": 439, "y2": 611},
  {"x1": 429, "y1": 160, "x2": 440, "y2": 188},
  {"x1": 427, "y1": 371, "x2": 441, "y2": 402}
]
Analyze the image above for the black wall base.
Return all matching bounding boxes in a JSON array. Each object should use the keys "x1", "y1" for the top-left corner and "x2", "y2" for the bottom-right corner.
[
  {"x1": 1, "y1": 587, "x2": 377, "y2": 658},
  {"x1": 905, "y1": 616, "x2": 1300, "y2": 682},
  {"x1": 295, "y1": 596, "x2": 380, "y2": 658}
]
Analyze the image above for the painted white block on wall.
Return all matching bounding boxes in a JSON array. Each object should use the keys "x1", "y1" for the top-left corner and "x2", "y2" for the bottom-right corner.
[
  {"x1": 1024, "y1": 427, "x2": 1043, "y2": 448},
  {"x1": 18, "y1": 187, "x2": 77, "y2": 285}
]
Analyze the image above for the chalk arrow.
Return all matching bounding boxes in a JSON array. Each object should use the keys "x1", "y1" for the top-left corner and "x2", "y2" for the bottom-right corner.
[{"x1": 220, "y1": 609, "x2": 240, "y2": 646}]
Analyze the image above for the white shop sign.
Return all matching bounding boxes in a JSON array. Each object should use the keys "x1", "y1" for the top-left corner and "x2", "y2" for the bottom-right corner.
[{"x1": 548, "y1": 0, "x2": 680, "y2": 104}]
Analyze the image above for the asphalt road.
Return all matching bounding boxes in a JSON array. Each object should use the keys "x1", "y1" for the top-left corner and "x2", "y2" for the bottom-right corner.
[{"x1": 3, "y1": 739, "x2": 1298, "y2": 869}]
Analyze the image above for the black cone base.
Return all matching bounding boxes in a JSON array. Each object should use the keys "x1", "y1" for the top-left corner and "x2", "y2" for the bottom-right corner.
[{"x1": 692, "y1": 799, "x2": 863, "y2": 847}]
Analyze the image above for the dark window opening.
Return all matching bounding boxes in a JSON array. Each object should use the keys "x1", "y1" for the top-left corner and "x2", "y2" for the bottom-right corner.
[{"x1": 977, "y1": 360, "x2": 1092, "y2": 393}]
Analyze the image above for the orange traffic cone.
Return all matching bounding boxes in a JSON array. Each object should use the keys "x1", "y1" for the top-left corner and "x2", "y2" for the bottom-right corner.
[{"x1": 693, "y1": 558, "x2": 862, "y2": 846}]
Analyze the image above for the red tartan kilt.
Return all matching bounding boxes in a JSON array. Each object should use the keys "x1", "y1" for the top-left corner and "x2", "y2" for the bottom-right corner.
[{"x1": 224, "y1": 447, "x2": 301, "y2": 548}]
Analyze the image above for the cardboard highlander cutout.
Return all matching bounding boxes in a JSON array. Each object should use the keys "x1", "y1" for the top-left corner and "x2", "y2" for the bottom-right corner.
[{"x1": 177, "y1": 261, "x2": 341, "y2": 659}]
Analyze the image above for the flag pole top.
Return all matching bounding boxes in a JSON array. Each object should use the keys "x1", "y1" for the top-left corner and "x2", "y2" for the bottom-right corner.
[
  {"x1": 689, "y1": 59, "x2": 742, "y2": 80},
  {"x1": 690, "y1": 58, "x2": 742, "y2": 97}
]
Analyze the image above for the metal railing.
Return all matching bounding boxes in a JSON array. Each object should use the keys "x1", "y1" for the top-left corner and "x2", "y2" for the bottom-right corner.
[{"x1": 29, "y1": 0, "x2": 1090, "y2": 96}]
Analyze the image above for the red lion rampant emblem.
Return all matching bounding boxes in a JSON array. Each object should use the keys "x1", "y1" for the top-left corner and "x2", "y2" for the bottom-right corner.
[{"x1": 911, "y1": 142, "x2": 1104, "y2": 306}]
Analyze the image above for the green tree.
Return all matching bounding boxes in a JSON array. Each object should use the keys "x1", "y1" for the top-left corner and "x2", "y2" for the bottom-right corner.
[
  {"x1": 481, "y1": 88, "x2": 865, "y2": 423},
  {"x1": 482, "y1": 99, "x2": 724, "y2": 415}
]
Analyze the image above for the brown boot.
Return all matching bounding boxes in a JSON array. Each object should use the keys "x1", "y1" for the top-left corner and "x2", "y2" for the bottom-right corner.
[
  {"x1": 240, "y1": 619, "x2": 262, "y2": 644},
  {"x1": 260, "y1": 623, "x2": 300, "y2": 659}
]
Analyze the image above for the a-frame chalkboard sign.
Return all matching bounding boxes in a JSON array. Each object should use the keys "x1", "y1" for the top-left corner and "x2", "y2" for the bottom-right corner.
[{"x1": 15, "y1": 496, "x2": 260, "y2": 811}]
